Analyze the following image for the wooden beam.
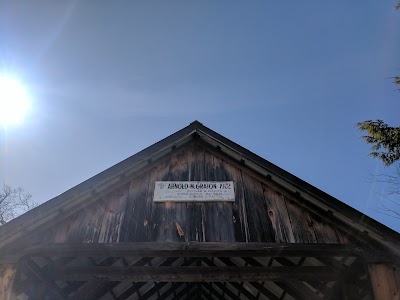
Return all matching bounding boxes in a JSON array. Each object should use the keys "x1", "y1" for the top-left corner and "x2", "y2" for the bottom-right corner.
[
  {"x1": 175, "y1": 283, "x2": 196, "y2": 300},
  {"x1": 240, "y1": 257, "x2": 321, "y2": 300},
  {"x1": 249, "y1": 282, "x2": 281, "y2": 300},
  {"x1": 46, "y1": 266, "x2": 339, "y2": 282},
  {"x1": 201, "y1": 283, "x2": 225, "y2": 300},
  {"x1": 214, "y1": 257, "x2": 280, "y2": 300},
  {"x1": 199, "y1": 139, "x2": 400, "y2": 259},
  {"x1": 67, "y1": 280, "x2": 106, "y2": 300},
  {"x1": 156, "y1": 283, "x2": 185, "y2": 300},
  {"x1": 341, "y1": 283, "x2": 360, "y2": 300},
  {"x1": 200, "y1": 259, "x2": 246, "y2": 300},
  {"x1": 326, "y1": 257, "x2": 368, "y2": 300},
  {"x1": 0, "y1": 242, "x2": 365, "y2": 263},
  {"x1": 0, "y1": 264, "x2": 16, "y2": 300},
  {"x1": 65, "y1": 256, "x2": 123, "y2": 299},
  {"x1": 138, "y1": 282, "x2": 168, "y2": 300},
  {"x1": 199, "y1": 288, "x2": 214, "y2": 300},
  {"x1": 80, "y1": 257, "x2": 154, "y2": 300},
  {"x1": 225, "y1": 282, "x2": 258, "y2": 300},
  {"x1": 24, "y1": 259, "x2": 66, "y2": 299},
  {"x1": 206, "y1": 282, "x2": 241, "y2": 300},
  {"x1": 368, "y1": 263, "x2": 400, "y2": 300}
]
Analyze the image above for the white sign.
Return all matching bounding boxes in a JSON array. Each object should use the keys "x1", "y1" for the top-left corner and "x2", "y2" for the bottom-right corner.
[{"x1": 153, "y1": 181, "x2": 235, "y2": 202}]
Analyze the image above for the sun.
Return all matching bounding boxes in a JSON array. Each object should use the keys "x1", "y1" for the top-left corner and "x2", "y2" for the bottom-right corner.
[{"x1": 0, "y1": 75, "x2": 30, "y2": 126}]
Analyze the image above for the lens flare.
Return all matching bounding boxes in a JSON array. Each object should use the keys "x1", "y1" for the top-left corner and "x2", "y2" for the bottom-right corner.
[{"x1": 0, "y1": 75, "x2": 30, "y2": 126}]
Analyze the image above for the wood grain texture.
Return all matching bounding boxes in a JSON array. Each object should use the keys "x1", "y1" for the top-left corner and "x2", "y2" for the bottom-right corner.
[
  {"x1": 241, "y1": 172, "x2": 274, "y2": 242},
  {"x1": 4, "y1": 141, "x2": 349, "y2": 248},
  {"x1": 284, "y1": 196, "x2": 317, "y2": 243},
  {"x1": 144, "y1": 160, "x2": 172, "y2": 242},
  {"x1": 80, "y1": 199, "x2": 106, "y2": 243},
  {"x1": 1, "y1": 242, "x2": 365, "y2": 260},
  {"x1": 155, "y1": 149, "x2": 189, "y2": 242},
  {"x1": 48, "y1": 266, "x2": 339, "y2": 282},
  {"x1": 54, "y1": 209, "x2": 84, "y2": 243},
  {"x1": 336, "y1": 228, "x2": 350, "y2": 244},
  {"x1": 395, "y1": 267, "x2": 400, "y2": 290},
  {"x1": 262, "y1": 184, "x2": 295, "y2": 243},
  {"x1": 0, "y1": 264, "x2": 16, "y2": 300},
  {"x1": 98, "y1": 185, "x2": 128, "y2": 243},
  {"x1": 311, "y1": 214, "x2": 339, "y2": 244},
  {"x1": 223, "y1": 159, "x2": 248, "y2": 242},
  {"x1": 120, "y1": 172, "x2": 151, "y2": 242},
  {"x1": 203, "y1": 151, "x2": 234, "y2": 242},
  {"x1": 187, "y1": 143, "x2": 205, "y2": 242},
  {"x1": 368, "y1": 263, "x2": 400, "y2": 300}
]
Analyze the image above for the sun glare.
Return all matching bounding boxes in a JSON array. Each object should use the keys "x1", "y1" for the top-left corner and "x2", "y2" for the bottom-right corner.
[{"x1": 0, "y1": 75, "x2": 30, "y2": 126}]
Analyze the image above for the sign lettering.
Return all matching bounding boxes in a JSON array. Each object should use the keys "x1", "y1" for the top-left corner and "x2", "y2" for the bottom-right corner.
[{"x1": 153, "y1": 181, "x2": 235, "y2": 202}]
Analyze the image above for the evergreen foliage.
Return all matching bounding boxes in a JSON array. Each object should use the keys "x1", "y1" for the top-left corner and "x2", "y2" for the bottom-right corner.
[
  {"x1": 357, "y1": 120, "x2": 400, "y2": 167},
  {"x1": 394, "y1": 76, "x2": 400, "y2": 87},
  {"x1": 357, "y1": 73, "x2": 400, "y2": 167}
]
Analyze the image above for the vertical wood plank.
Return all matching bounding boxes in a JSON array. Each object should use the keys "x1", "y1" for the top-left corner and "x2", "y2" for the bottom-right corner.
[
  {"x1": 368, "y1": 263, "x2": 400, "y2": 300},
  {"x1": 151, "y1": 149, "x2": 189, "y2": 242},
  {"x1": 223, "y1": 160, "x2": 248, "y2": 242},
  {"x1": 187, "y1": 142, "x2": 205, "y2": 242},
  {"x1": 395, "y1": 267, "x2": 400, "y2": 290},
  {"x1": 98, "y1": 184, "x2": 129, "y2": 243},
  {"x1": 241, "y1": 172, "x2": 275, "y2": 242},
  {"x1": 203, "y1": 151, "x2": 235, "y2": 242},
  {"x1": 76, "y1": 199, "x2": 106, "y2": 243},
  {"x1": 119, "y1": 173, "x2": 151, "y2": 242},
  {"x1": 336, "y1": 228, "x2": 350, "y2": 244},
  {"x1": 4, "y1": 141, "x2": 370, "y2": 252},
  {"x1": 341, "y1": 283, "x2": 361, "y2": 300},
  {"x1": 0, "y1": 264, "x2": 16, "y2": 300},
  {"x1": 284, "y1": 197, "x2": 317, "y2": 243},
  {"x1": 50, "y1": 209, "x2": 84, "y2": 243},
  {"x1": 143, "y1": 162, "x2": 169, "y2": 242},
  {"x1": 311, "y1": 214, "x2": 339, "y2": 244},
  {"x1": 262, "y1": 184, "x2": 295, "y2": 243},
  {"x1": 164, "y1": 149, "x2": 189, "y2": 242}
]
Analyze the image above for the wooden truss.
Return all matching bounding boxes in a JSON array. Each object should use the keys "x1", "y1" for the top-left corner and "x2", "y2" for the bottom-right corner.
[{"x1": 2, "y1": 242, "x2": 394, "y2": 300}]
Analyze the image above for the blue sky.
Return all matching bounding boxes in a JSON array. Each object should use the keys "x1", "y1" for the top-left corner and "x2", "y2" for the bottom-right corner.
[{"x1": 1, "y1": 1, "x2": 400, "y2": 231}]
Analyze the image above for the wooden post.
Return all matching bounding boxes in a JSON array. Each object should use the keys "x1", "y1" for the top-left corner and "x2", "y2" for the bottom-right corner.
[
  {"x1": 368, "y1": 263, "x2": 400, "y2": 300},
  {"x1": 0, "y1": 264, "x2": 16, "y2": 300},
  {"x1": 341, "y1": 283, "x2": 360, "y2": 300}
]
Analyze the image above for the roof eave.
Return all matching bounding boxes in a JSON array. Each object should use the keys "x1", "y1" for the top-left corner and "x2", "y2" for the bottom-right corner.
[{"x1": 1, "y1": 120, "x2": 399, "y2": 257}]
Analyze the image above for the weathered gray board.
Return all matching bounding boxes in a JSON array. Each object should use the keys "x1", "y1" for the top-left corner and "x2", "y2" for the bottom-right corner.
[{"x1": 153, "y1": 181, "x2": 235, "y2": 202}]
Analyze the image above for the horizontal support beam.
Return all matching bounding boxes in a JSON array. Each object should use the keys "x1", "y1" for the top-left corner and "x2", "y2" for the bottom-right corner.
[
  {"x1": 46, "y1": 266, "x2": 339, "y2": 282},
  {"x1": 0, "y1": 242, "x2": 365, "y2": 263}
]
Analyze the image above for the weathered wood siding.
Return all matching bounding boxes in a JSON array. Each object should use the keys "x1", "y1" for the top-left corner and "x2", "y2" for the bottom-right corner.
[{"x1": 36, "y1": 142, "x2": 348, "y2": 244}]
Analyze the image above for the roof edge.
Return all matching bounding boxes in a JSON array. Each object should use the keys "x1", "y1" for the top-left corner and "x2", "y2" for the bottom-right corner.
[
  {"x1": 1, "y1": 120, "x2": 399, "y2": 254},
  {"x1": 0, "y1": 121, "x2": 200, "y2": 241},
  {"x1": 193, "y1": 122, "x2": 400, "y2": 243}
]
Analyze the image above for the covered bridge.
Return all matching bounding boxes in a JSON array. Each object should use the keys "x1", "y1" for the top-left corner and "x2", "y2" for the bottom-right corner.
[{"x1": 1, "y1": 121, "x2": 399, "y2": 299}]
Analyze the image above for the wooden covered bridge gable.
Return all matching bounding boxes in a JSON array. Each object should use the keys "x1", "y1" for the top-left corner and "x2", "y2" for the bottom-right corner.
[{"x1": 0, "y1": 121, "x2": 399, "y2": 300}]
